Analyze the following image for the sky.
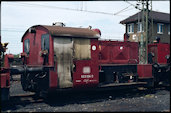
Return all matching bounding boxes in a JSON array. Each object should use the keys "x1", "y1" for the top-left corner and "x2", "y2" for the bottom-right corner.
[{"x1": 1, "y1": 1, "x2": 170, "y2": 54}]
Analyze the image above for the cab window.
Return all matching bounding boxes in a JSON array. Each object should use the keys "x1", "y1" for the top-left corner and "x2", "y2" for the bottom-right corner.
[
  {"x1": 41, "y1": 34, "x2": 49, "y2": 52},
  {"x1": 24, "y1": 39, "x2": 30, "y2": 54}
]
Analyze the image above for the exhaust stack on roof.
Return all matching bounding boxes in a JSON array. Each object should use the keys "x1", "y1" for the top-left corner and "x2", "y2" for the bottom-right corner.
[{"x1": 52, "y1": 22, "x2": 65, "y2": 27}]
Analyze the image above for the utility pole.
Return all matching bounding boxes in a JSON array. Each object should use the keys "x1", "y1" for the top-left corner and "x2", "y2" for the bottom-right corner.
[
  {"x1": 151, "y1": 0, "x2": 153, "y2": 41},
  {"x1": 145, "y1": 0, "x2": 149, "y2": 64},
  {"x1": 139, "y1": 0, "x2": 149, "y2": 64},
  {"x1": 139, "y1": 0, "x2": 145, "y2": 64}
]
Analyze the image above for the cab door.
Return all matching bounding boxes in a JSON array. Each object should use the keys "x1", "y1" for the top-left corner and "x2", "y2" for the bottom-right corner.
[{"x1": 53, "y1": 37, "x2": 73, "y2": 88}]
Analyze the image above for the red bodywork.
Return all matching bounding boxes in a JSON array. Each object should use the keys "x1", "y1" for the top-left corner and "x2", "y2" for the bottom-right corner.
[
  {"x1": 0, "y1": 72, "x2": 10, "y2": 89},
  {"x1": 49, "y1": 70, "x2": 58, "y2": 89},
  {"x1": 0, "y1": 54, "x2": 13, "y2": 88},
  {"x1": 22, "y1": 27, "x2": 54, "y2": 66},
  {"x1": 1, "y1": 54, "x2": 13, "y2": 101},
  {"x1": 21, "y1": 26, "x2": 56, "y2": 89},
  {"x1": 99, "y1": 40, "x2": 139, "y2": 64},
  {"x1": 73, "y1": 39, "x2": 99, "y2": 88},
  {"x1": 148, "y1": 43, "x2": 170, "y2": 64},
  {"x1": 137, "y1": 64, "x2": 152, "y2": 78}
]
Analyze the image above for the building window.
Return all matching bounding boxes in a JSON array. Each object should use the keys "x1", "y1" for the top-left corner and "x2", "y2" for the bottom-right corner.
[
  {"x1": 127, "y1": 23, "x2": 134, "y2": 34},
  {"x1": 24, "y1": 39, "x2": 30, "y2": 54},
  {"x1": 168, "y1": 25, "x2": 170, "y2": 35},
  {"x1": 157, "y1": 23, "x2": 164, "y2": 34},
  {"x1": 137, "y1": 22, "x2": 144, "y2": 32}
]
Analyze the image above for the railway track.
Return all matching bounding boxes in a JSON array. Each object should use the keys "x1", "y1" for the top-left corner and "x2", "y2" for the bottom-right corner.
[
  {"x1": 1, "y1": 93, "x2": 44, "y2": 111},
  {"x1": 1, "y1": 83, "x2": 169, "y2": 112},
  {"x1": 3, "y1": 85, "x2": 168, "y2": 103},
  {"x1": 11, "y1": 94, "x2": 43, "y2": 102}
]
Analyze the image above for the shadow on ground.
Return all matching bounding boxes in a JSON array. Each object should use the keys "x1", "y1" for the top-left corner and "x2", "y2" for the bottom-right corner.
[
  {"x1": 45, "y1": 88, "x2": 156, "y2": 106},
  {"x1": 1, "y1": 86, "x2": 165, "y2": 111}
]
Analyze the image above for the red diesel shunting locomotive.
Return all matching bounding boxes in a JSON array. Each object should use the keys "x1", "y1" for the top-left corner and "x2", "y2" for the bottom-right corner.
[
  {"x1": 3, "y1": 23, "x2": 170, "y2": 99},
  {"x1": 19, "y1": 24, "x2": 101, "y2": 92}
]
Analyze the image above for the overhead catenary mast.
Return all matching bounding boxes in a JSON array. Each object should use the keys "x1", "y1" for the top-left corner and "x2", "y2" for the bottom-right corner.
[
  {"x1": 139, "y1": 0, "x2": 150, "y2": 64},
  {"x1": 145, "y1": 0, "x2": 149, "y2": 64}
]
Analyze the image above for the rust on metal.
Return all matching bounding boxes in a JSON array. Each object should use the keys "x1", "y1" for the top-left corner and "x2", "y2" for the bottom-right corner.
[
  {"x1": 21, "y1": 25, "x2": 100, "y2": 42},
  {"x1": 43, "y1": 25, "x2": 100, "y2": 38}
]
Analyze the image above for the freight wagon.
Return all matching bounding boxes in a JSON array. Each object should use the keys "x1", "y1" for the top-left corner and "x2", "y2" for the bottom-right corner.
[{"x1": 0, "y1": 41, "x2": 14, "y2": 101}]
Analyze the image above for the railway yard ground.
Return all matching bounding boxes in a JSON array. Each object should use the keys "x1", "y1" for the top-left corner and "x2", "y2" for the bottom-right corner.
[{"x1": 1, "y1": 75, "x2": 170, "y2": 112}]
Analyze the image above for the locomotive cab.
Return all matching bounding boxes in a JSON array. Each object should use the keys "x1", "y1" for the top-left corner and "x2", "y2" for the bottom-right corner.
[{"x1": 20, "y1": 24, "x2": 101, "y2": 93}]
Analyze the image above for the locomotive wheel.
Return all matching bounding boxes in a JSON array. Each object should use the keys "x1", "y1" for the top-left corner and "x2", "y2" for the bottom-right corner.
[
  {"x1": 1, "y1": 88, "x2": 9, "y2": 101},
  {"x1": 21, "y1": 73, "x2": 29, "y2": 91},
  {"x1": 34, "y1": 90, "x2": 48, "y2": 100}
]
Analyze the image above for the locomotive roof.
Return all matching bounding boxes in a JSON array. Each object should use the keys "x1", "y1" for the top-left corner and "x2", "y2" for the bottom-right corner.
[{"x1": 21, "y1": 25, "x2": 100, "y2": 42}]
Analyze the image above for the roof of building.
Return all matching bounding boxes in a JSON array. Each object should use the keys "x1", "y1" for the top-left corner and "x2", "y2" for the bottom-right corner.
[
  {"x1": 21, "y1": 25, "x2": 101, "y2": 42},
  {"x1": 120, "y1": 10, "x2": 170, "y2": 24}
]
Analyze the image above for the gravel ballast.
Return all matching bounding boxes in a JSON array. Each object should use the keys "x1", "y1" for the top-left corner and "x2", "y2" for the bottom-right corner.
[{"x1": 1, "y1": 80, "x2": 170, "y2": 112}]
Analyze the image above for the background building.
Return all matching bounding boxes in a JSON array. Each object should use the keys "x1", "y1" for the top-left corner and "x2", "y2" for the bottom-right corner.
[{"x1": 120, "y1": 10, "x2": 170, "y2": 44}]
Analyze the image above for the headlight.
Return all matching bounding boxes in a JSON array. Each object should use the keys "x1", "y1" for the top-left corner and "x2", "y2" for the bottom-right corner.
[{"x1": 165, "y1": 55, "x2": 170, "y2": 59}]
